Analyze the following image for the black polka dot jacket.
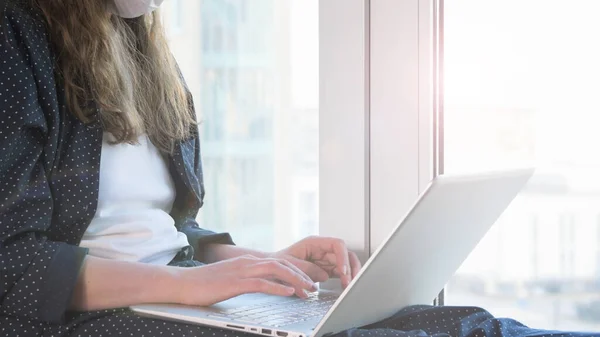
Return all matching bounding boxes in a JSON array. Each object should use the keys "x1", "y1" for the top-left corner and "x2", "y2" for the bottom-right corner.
[{"x1": 0, "y1": 0, "x2": 233, "y2": 325}]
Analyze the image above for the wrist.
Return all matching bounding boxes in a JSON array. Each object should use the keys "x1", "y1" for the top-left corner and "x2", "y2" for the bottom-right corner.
[{"x1": 141, "y1": 265, "x2": 187, "y2": 304}]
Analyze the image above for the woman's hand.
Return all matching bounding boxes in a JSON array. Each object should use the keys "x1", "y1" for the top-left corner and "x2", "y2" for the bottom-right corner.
[
  {"x1": 271, "y1": 236, "x2": 362, "y2": 289},
  {"x1": 174, "y1": 255, "x2": 318, "y2": 306}
]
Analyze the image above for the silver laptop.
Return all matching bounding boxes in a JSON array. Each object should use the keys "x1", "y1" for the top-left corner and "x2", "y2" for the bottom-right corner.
[{"x1": 131, "y1": 168, "x2": 534, "y2": 337}]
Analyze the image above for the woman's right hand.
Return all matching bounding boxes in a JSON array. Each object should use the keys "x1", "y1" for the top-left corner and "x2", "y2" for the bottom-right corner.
[{"x1": 173, "y1": 255, "x2": 318, "y2": 306}]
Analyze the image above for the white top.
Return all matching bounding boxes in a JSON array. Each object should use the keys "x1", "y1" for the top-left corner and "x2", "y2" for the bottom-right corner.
[{"x1": 79, "y1": 133, "x2": 190, "y2": 265}]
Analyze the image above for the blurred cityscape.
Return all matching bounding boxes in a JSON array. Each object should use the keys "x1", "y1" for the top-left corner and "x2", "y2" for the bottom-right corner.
[{"x1": 445, "y1": 107, "x2": 600, "y2": 330}]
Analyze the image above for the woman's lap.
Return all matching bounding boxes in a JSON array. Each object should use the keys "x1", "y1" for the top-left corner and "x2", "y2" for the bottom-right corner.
[
  {"x1": 350, "y1": 305, "x2": 596, "y2": 337},
  {"x1": 64, "y1": 308, "x2": 254, "y2": 337},
  {"x1": 57, "y1": 305, "x2": 599, "y2": 337}
]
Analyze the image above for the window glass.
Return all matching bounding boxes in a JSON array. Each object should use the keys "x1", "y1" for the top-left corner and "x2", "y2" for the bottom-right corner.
[
  {"x1": 164, "y1": 0, "x2": 319, "y2": 251},
  {"x1": 445, "y1": 0, "x2": 600, "y2": 330}
]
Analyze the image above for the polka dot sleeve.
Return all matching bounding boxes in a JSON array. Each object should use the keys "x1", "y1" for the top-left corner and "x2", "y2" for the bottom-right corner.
[
  {"x1": 0, "y1": 2, "x2": 88, "y2": 324},
  {"x1": 170, "y1": 135, "x2": 235, "y2": 261}
]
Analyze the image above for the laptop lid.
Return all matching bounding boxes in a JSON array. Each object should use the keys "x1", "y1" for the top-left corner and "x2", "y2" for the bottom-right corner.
[{"x1": 312, "y1": 168, "x2": 534, "y2": 337}]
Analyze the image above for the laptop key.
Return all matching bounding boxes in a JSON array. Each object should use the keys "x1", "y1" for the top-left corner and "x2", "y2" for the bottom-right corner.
[{"x1": 221, "y1": 293, "x2": 339, "y2": 328}]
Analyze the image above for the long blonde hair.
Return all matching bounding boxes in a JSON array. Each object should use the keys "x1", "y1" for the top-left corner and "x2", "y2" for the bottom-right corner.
[{"x1": 34, "y1": 0, "x2": 196, "y2": 153}]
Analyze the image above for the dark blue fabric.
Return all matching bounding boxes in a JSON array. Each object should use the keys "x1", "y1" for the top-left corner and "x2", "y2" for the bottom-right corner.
[
  {"x1": 56, "y1": 297, "x2": 600, "y2": 337},
  {"x1": 57, "y1": 305, "x2": 600, "y2": 337},
  {"x1": 340, "y1": 305, "x2": 598, "y2": 337},
  {"x1": 169, "y1": 245, "x2": 205, "y2": 267}
]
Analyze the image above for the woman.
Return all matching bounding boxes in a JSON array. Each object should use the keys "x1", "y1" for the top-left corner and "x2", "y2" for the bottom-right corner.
[{"x1": 0, "y1": 0, "x2": 595, "y2": 336}]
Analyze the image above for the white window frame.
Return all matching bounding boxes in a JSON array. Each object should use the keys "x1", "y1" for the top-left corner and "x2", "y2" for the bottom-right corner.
[
  {"x1": 319, "y1": 0, "x2": 438, "y2": 291},
  {"x1": 319, "y1": 0, "x2": 371, "y2": 266},
  {"x1": 369, "y1": 0, "x2": 436, "y2": 250}
]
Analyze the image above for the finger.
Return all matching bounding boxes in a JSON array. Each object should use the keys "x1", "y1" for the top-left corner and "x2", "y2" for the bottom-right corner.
[
  {"x1": 348, "y1": 251, "x2": 362, "y2": 280},
  {"x1": 206, "y1": 278, "x2": 295, "y2": 304},
  {"x1": 276, "y1": 258, "x2": 319, "y2": 290},
  {"x1": 287, "y1": 256, "x2": 330, "y2": 283},
  {"x1": 274, "y1": 259, "x2": 318, "y2": 296},
  {"x1": 247, "y1": 260, "x2": 315, "y2": 292},
  {"x1": 312, "y1": 253, "x2": 342, "y2": 276},
  {"x1": 315, "y1": 252, "x2": 338, "y2": 267},
  {"x1": 264, "y1": 277, "x2": 311, "y2": 299},
  {"x1": 241, "y1": 278, "x2": 297, "y2": 298},
  {"x1": 279, "y1": 281, "x2": 313, "y2": 299},
  {"x1": 266, "y1": 260, "x2": 315, "y2": 298},
  {"x1": 330, "y1": 239, "x2": 351, "y2": 287}
]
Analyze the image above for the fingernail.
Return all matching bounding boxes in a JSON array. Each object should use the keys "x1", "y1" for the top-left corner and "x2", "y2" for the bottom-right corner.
[
  {"x1": 287, "y1": 287, "x2": 296, "y2": 294},
  {"x1": 343, "y1": 265, "x2": 348, "y2": 275},
  {"x1": 312, "y1": 283, "x2": 318, "y2": 291}
]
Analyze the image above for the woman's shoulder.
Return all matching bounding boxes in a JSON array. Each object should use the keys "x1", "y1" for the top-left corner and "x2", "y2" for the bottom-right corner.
[
  {"x1": 1, "y1": 0, "x2": 56, "y2": 129},
  {"x1": 1, "y1": 0, "x2": 50, "y2": 49}
]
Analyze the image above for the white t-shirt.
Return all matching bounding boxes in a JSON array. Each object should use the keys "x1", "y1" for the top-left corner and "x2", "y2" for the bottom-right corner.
[{"x1": 79, "y1": 133, "x2": 190, "y2": 265}]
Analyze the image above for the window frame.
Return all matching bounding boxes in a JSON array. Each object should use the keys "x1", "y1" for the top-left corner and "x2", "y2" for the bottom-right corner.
[
  {"x1": 319, "y1": 0, "x2": 439, "y2": 294},
  {"x1": 319, "y1": 0, "x2": 438, "y2": 256},
  {"x1": 319, "y1": 0, "x2": 372, "y2": 267}
]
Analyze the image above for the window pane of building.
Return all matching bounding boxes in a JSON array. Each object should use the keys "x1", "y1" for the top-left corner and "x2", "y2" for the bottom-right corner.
[{"x1": 163, "y1": 0, "x2": 319, "y2": 251}]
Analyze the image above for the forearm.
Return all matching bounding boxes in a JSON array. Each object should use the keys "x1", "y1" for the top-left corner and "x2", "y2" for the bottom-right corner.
[
  {"x1": 70, "y1": 256, "x2": 181, "y2": 311},
  {"x1": 202, "y1": 244, "x2": 270, "y2": 264}
]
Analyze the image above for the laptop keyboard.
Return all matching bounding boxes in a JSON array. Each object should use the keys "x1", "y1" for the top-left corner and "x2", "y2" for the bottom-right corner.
[{"x1": 209, "y1": 293, "x2": 339, "y2": 328}]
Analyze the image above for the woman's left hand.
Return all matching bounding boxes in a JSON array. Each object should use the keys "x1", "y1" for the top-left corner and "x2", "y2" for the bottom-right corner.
[{"x1": 271, "y1": 236, "x2": 362, "y2": 289}]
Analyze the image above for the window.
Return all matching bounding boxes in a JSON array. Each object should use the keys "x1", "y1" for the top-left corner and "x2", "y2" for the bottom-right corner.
[
  {"x1": 212, "y1": 23, "x2": 223, "y2": 52},
  {"x1": 295, "y1": 190, "x2": 318, "y2": 239},
  {"x1": 163, "y1": 0, "x2": 183, "y2": 35},
  {"x1": 239, "y1": 0, "x2": 247, "y2": 23},
  {"x1": 444, "y1": 0, "x2": 600, "y2": 330},
  {"x1": 164, "y1": 0, "x2": 320, "y2": 251}
]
